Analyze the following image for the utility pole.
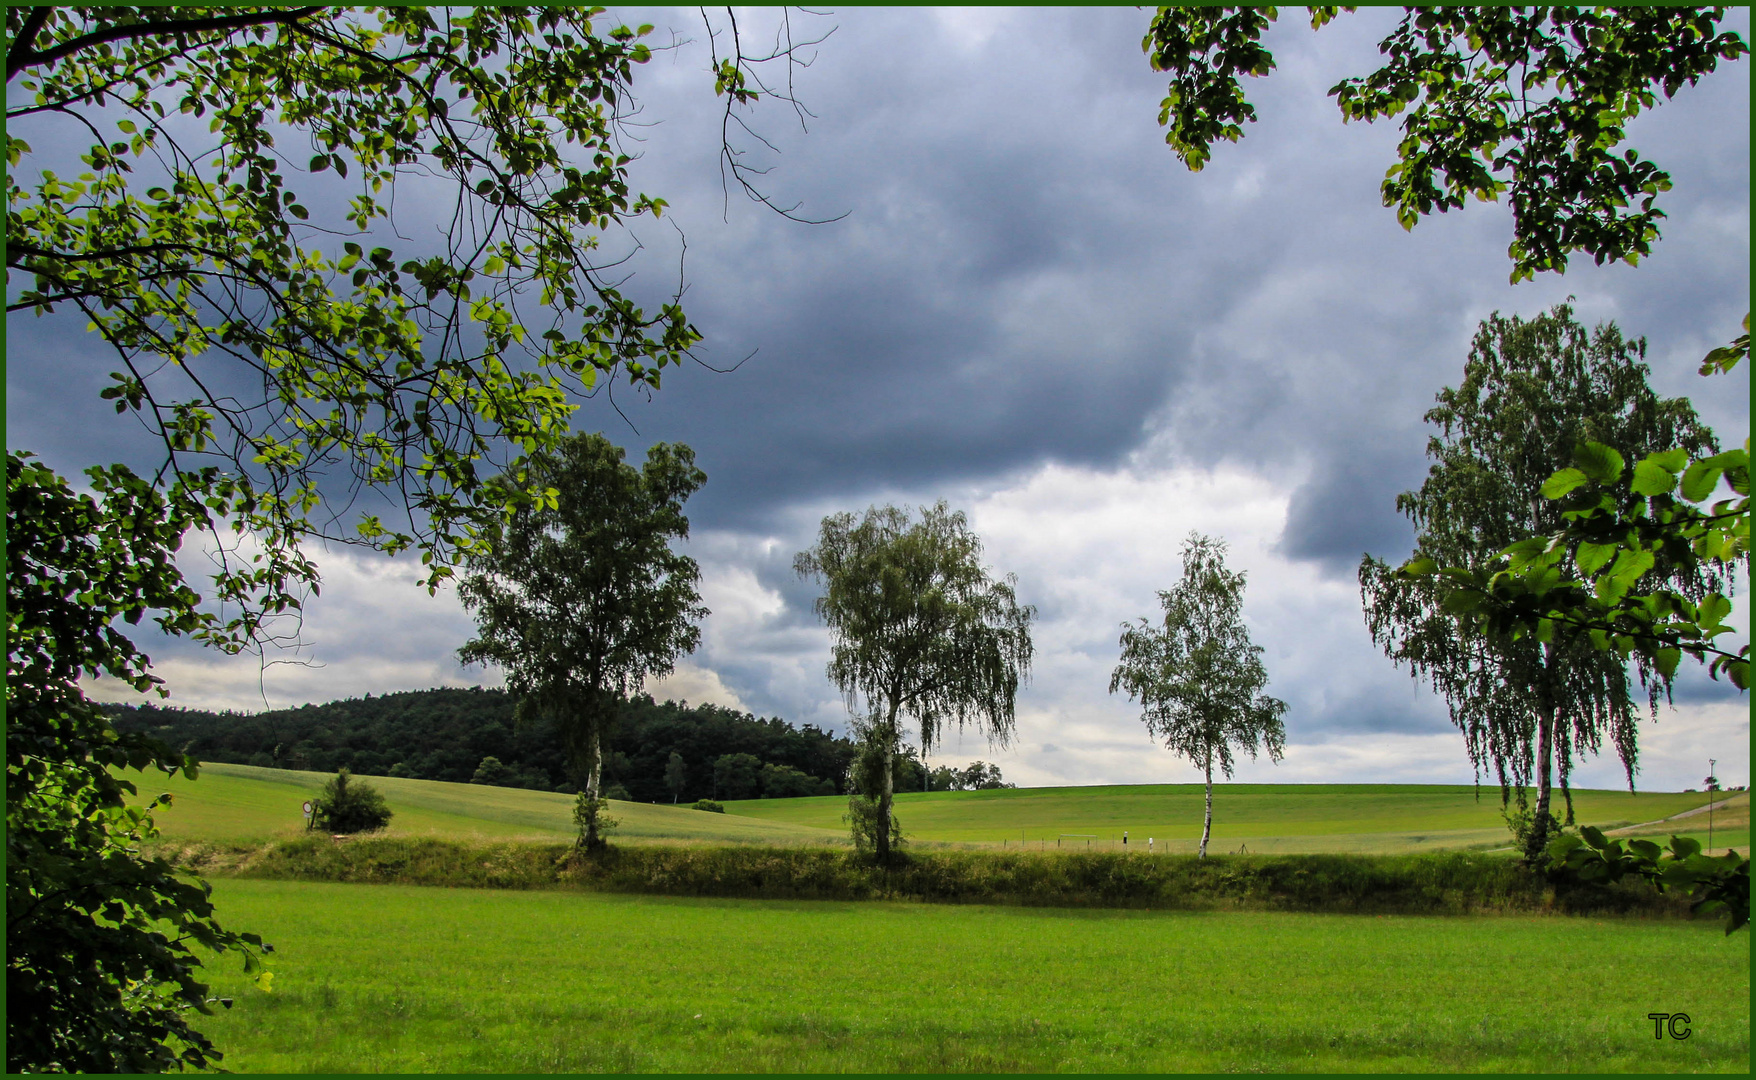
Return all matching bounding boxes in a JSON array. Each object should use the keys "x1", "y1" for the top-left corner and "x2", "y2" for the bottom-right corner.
[{"x1": 1706, "y1": 758, "x2": 1717, "y2": 851}]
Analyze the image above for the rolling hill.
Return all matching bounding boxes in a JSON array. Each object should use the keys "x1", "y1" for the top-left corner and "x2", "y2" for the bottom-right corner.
[{"x1": 130, "y1": 763, "x2": 1740, "y2": 854}]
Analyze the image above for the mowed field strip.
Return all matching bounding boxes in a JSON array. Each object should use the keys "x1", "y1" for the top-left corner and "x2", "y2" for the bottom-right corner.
[
  {"x1": 135, "y1": 764, "x2": 1741, "y2": 853},
  {"x1": 192, "y1": 878, "x2": 1748, "y2": 1073}
]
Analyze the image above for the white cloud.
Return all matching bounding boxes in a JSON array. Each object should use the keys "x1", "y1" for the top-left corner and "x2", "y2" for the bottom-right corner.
[{"x1": 643, "y1": 662, "x2": 749, "y2": 713}]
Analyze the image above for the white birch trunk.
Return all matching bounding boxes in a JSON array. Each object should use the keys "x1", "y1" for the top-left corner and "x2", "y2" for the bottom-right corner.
[{"x1": 1199, "y1": 757, "x2": 1214, "y2": 859}]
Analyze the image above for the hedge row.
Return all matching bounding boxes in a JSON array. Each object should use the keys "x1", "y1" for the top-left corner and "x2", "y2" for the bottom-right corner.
[{"x1": 167, "y1": 837, "x2": 1697, "y2": 919}]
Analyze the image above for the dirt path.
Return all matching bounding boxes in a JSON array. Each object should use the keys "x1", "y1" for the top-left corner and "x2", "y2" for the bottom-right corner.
[{"x1": 1608, "y1": 793, "x2": 1747, "y2": 836}]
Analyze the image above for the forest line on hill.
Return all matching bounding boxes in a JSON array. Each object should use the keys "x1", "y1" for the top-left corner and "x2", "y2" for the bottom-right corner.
[
  {"x1": 111, "y1": 689, "x2": 861, "y2": 803},
  {"x1": 108, "y1": 688, "x2": 1009, "y2": 803}
]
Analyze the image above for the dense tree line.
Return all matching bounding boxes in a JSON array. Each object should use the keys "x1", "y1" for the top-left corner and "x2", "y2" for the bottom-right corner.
[{"x1": 109, "y1": 689, "x2": 860, "y2": 803}]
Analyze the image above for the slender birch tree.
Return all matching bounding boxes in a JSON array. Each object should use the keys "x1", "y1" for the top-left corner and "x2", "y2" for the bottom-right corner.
[
  {"x1": 795, "y1": 502, "x2": 1034, "y2": 863},
  {"x1": 458, "y1": 432, "x2": 707, "y2": 849},
  {"x1": 1111, "y1": 533, "x2": 1286, "y2": 858}
]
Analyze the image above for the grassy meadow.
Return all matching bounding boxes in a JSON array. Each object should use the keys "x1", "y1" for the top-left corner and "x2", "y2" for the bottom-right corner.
[
  {"x1": 134, "y1": 763, "x2": 843, "y2": 846},
  {"x1": 136, "y1": 764, "x2": 1739, "y2": 854},
  {"x1": 140, "y1": 767, "x2": 1749, "y2": 1072},
  {"x1": 193, "y1": 878, "x2": 1748, "y2": 1073},
  {"x1": 718, "y1": 782, "x2": 1736, "y2": 854}
]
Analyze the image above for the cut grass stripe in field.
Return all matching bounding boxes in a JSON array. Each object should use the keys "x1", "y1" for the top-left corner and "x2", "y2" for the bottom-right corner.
[{"x1": 196, "y1": 879, "x2": 1749, "y2": 1073}]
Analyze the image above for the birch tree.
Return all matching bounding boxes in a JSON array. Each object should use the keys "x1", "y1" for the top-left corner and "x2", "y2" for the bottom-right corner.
[
  {"x1": 458, "y1": 433, "x2": 707, "y2": 849},
  {"x1": 1359, "y1": 306, "x2": 1723, "y2": 859},
  {"x1": 795, "y1": 502, "x2": 1034, "y2": 863},
  {"x1": 1111, "y1": 533, "x2": 1286, "y2": 857}
]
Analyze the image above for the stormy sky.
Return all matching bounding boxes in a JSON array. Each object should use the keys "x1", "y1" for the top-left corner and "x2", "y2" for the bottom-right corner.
[{"x1": 12, "y1": 7, "x2": 1749, "y2": 792}]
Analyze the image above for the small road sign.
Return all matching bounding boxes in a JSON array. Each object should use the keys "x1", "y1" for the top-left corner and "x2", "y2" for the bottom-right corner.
[{"x1": 302, "y1": 801, "x2": 313, "y2": 815}]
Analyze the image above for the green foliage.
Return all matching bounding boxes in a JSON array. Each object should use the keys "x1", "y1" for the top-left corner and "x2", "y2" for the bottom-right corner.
[
  {"x1": 692, "y1": 799, "x2": 726, "y2": 813},
  {"x1": 1407, "y1": 438, "x2": 1750, "y2": 690},
  {"x1": 1547, "y1": 828, "x2": 1749, "y2": 934},
  {"x1": 226, "y1": 835, "x2": 1696, "y2": 922},
  {"x1": 842, "y1": 737, "x2": 906, "y2": 857},
  {"x1": 1361, "y1": 305, "x2": 1722, "y2": 859},
  {"x1": 1143, "y1": 6, "x2": 1748, "y2": 282},
  {"x1": 458, "y1": 433, "x2": 707, "y2": 847},
  {"x1": 760, "y1": 762, "x2": 835, "y2": 798},
  {"x1": 940, "y1": 760, "x2": 1015, "y2": 791},
  {"x1": 6, "y1": 452, "x2": 270, "y2": 1072},
  {"x1": 713, "y1": 752, "x2": 763, "y2": 800},
  {"x1": 571, "y1": 793, "x2": 618, "y2": 851},
  {"x1": 1499, "y1": 796, "x2": 1563, "y2": 862},
  {"x1": 796, "y1": 501, "x2": 1035, "y2": 862},
  {"x1": 471, "y1": 756, "x2": 516, "y2": 787},
  {"x1": 1112, "y1": 533, "x2": 1286, "y2": 857},
  {"x1": 6, "y1": 7, "x2": 707, "y2": 632},
  {"x1": 310, "y1": 769, "x2": 392, "y2": 834},
  {"x1": 1699, "y1": 313, "x2": 1749, "y2": 376}
]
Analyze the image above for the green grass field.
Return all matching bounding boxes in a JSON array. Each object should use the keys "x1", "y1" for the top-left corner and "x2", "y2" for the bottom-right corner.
[
  {"x1": 191, "y1": 878, "x2": 1748, "y2": 1073},
  {"x1": 135, "y1": 763, "x2": 843, "y2": 845},
  {"x1": 136, "y1": 765, "x2": 1740, "y2": 854},
  {"x1": 718, "y1": 782, "x2": 1736, "y2": 854}
]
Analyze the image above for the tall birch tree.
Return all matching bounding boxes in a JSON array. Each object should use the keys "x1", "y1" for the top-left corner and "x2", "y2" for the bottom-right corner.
[
  {"x1": 458, "y1": 432, "x2": 707, "y2": 849},
  {"x1": 795, "y1": 502, "x2": 1034, "y2": 863},
  {"x1": 1359, "y1": 305, "x2": 1723, "y2": 859},
  {"x1": 1111, "y1": 533, "x2": 1286, "y2": 858}
]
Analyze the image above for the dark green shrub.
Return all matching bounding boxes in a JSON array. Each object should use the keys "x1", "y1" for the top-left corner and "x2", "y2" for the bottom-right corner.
[
  {"x1": 1502, "y1": 795, "x2": 1565, "y2": 862},
  {"x1": 311, "y1": 769, "x2": 392, "y2": 834},
  {"x1": 572, "y1": 794, "x2": 617, "y2": 850},
  {"x1": 604, "y1": 783, "x2": 633, "y2": 801},
  {"x1": 692, "y1": 799, "x2": 725, "y2": 813},
  {"x1": 471, "y1": 755, "x2": 515, "y2": 786}
]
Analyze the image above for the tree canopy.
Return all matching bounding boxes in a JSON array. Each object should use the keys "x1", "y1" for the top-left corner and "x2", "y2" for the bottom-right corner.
[
  {"x1": 795, "y1": 501, "x2": 1034, "y2": 861},
  {"x1": 6, "y1": 7, "x2": 717, "y2": 636},
  {"x1": 110, "y1": 687, "x2": 860, "y2": 802},
  {"x1": 1359, "y1": 305, "x2": 1723, "y2": 858},
  {"x1": 1110, "y1": 533, "x2": 1286, "y2": 858},
  {"x1": 1143, "y1": 6, "x2": 1748, "y2": 282},
  {"x1": 457, "y1": 432, "x2": 707, "y2": 848},
  {"x1": 5, "y1": 453, "x2": 271, "y2": 1073}
]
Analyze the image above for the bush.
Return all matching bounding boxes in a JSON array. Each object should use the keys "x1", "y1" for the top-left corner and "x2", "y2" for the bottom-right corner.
[
  {"x1": 471, "y1": 755, "x2": 516, "y2": 786},
  {"x1": 572, "y1": 793, "x2": 617, "y2": 850},
  {"x1": 1502, "y1": 796, "x2": 1564, "y2": 862},
  {"x1": 604, "y1": 783, "x2": 632, "y2": 801},
  {"x1": 692, "y1": 799, "x2": 725, "y2": 813},
  {"x1": 311, "y1": 769, "x2": 392, "y2": 834}
]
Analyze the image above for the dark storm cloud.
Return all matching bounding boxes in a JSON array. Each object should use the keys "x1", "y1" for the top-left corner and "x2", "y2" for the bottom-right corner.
[
  {"x1": 554, "y1": 6, "x2": 1748, "y2": 546},
  {"x1": 1277, "y1": 449, "x2": 1425, "y2": 576}
]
